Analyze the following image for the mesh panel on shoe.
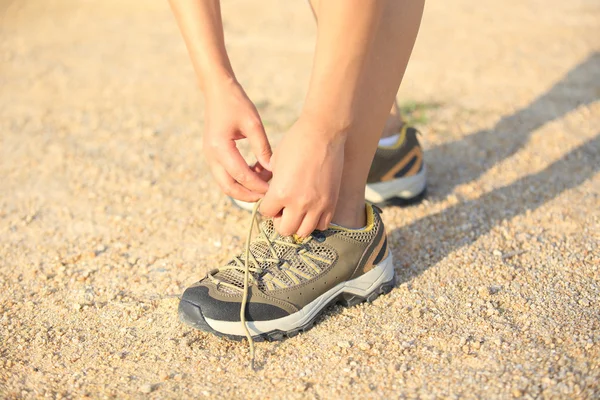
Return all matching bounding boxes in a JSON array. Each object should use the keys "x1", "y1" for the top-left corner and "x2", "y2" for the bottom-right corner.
[
  {"x1": 215, "y1": 274, "x2": 245, "y2": 295},
  {"x1": 214, "y1": 219, "x2": 293, "y2": 293},
  {"x1": 257, "y1": 240, "x2": 339, "y2": 292},
  {"x1": 331, "y1": 213, "x2": 381, "y2": 244}
]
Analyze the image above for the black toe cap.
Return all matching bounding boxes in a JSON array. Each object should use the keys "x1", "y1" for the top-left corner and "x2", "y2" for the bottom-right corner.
[
  {"x1": 178, "y1": 298, "x2": 218, "y2": 333},
  {"x1": 180, "y1": 284, "x2": 290, "y2": 322}
]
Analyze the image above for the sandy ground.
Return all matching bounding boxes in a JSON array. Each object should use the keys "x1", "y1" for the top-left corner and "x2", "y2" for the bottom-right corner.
[{"x1": 1, "y1": 0, "x2": 599, "y2": 398}]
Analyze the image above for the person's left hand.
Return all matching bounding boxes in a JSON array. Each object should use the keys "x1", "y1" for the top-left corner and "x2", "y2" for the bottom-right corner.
[{"x1": 260, "y1": 118, "x2": 346, "y2": 237}]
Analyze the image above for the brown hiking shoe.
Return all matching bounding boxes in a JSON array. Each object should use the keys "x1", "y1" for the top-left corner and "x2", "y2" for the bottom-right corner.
[
  {"x1": 366, "y1": 125, "x2": 427, "y2": 205},
  {"x1": 178, "y1": 203, "x2": 394, "y2": 342}
]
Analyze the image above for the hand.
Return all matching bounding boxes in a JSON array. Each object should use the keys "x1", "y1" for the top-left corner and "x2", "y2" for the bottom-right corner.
[
  {"x1": 203, "y1": 78, "x2": 272, "y2": 202},
  {"x1": 260, "y1": 118, "x2": 346, "y2": 237}
]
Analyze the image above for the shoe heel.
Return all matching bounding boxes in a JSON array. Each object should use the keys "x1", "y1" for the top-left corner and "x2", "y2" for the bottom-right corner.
[
  {"x1": 340, "y1": 292, "x2": 365, "y2": 307},
  {"x1": 339, "y1": 275, "x2": 396, "y2": 307},
  {"x1": 366, "y1": 166, "x2": 427, "y2": 205}
]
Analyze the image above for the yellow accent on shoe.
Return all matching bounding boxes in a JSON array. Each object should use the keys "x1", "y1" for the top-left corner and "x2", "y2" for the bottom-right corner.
[
  {"x1": 327, "y1": 203, "x2": 376, "y2": 233},
  {"x1": 377, "y1": 124, "x2": 408, "y2": 150},
  {"x1": 379, "y1": 145, "x2": 423, "y2": 182}
]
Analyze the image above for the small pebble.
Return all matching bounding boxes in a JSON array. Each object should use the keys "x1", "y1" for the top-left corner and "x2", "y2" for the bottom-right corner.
[
  {"x1": 411, "y1": 308, "x2": 423, "y2": 318},
  {"x1": 477, "y1": 287, "x2": 489, "y2": 298},
  {"x1": 337, "y1": 341, "x2": 352, "y2": 348},
  {"x1": 293, "y1": 382, "x2": 308, "y2": 392},
  {"x1": 358, "y1": 342, "x2": 371, "y2": 351},
  {"x1": 139, "y1": 384, "x2": 153, "y2": 394},
  {"x1": 578, "y1": 299, "x2": 590, "y2": 307}
]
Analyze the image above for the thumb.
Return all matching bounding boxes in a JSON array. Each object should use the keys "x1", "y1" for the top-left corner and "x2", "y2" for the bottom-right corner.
[{"x1": 246, "y1": 120, "x2": 272, "y2": 170}]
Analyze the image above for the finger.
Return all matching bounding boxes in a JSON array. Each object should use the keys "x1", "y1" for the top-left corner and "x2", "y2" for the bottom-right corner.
[
  {"x1": 259, "y1": 190, "x2": 283, "y2": 218},
  {"x1": 272, "y1": 214, "x2": 282, "y2": 234},
  {"x1": 296, "y1": 211, "x2": 322, "y2": 238},
  {"x1": 276, "y1": 208, "x2": 304, "y2": 237},
  {"x1": 250, "y1": 161, "x2": 273, "y2": 182},
  {"x1": 245, "y1": 119, "x2": 272, "y2": 170},
  {"x1": 217, "y1": 141, "x2": 269, "y2": 194},
  {"x1": 316, "y1": 212, "x2": 333, "y2": 231},
  {"x1": 211, "y1": 164, "x2": 262, "y2": 203}
]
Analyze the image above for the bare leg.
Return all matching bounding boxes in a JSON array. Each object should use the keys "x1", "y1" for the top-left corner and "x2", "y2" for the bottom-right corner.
[
  {"x1": 309, "y1": 0, "x2": 407, "y2": 140},
  {"x1": 310, "y1": 0, "x2": 424, "y2": 227}
]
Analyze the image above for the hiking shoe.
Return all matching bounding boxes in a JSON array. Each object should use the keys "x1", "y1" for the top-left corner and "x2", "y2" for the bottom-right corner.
[
  {"x1": 178, "y1": 203, "x2": 394, "y2": 343},
  {"x1": 366, "y1": 125, "x2": 427, "y2": 205},
  {"x1": 232, "y1": 125, "x2": 426, "y2": 211}
]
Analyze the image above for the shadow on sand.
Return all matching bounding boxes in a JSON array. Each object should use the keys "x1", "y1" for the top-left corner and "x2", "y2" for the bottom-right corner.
[
  {"x1": 389, "y1": 52, "x2": 599, "y2": 283},
  {"x1": 426, "y1": 52, "x2": 599, "y2": 199}
]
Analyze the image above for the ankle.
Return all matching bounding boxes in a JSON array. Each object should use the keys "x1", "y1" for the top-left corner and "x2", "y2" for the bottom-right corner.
[
  {"x1": 331, "y1": 201, "x2": 367, "y2": 229},
  {"x1": 381, "y1": 113, "x2": 405, "y2": 139}
]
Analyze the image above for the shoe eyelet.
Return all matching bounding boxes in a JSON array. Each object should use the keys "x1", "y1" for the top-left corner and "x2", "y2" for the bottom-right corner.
[{"x1": 314, "y1": 233, "x2": 326, "y2": 243}]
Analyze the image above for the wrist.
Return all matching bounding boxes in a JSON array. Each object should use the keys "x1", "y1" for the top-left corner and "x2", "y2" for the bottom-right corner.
[
  {"x1": 191, "y1": 49, "x2": 237, "y2": 94},
  {"x1": 294, "y1": 111, "x2": 349, "y2": 145},
  {"x1": 201, "y1": 70, "x2": 239, "y2": 99},
  {"x1": 298, "y1": 107, "x2": 351, "y2": 142}
]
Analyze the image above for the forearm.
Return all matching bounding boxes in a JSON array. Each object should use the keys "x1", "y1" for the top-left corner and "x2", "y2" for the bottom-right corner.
[
  {"x1": 169, "y1": 0, "x2": 236, "y2": 94},
  {"x1": 302, "y1": 0, "x2": 387, "y2": 136}
]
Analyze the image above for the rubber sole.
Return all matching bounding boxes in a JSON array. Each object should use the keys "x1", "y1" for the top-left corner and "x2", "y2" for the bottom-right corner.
[
  {"x1": 178, "y1": 256, "x2": 396, "y2": 342},
  {"x1": 364, "y1": 166, "x2": 427, "y2": 205},
  {"x1": 373, "y1": 186, "x2": 427, "y2": 208},
  {"x1": 179, "y1": 277, "x2": 395, "y2": 342}
]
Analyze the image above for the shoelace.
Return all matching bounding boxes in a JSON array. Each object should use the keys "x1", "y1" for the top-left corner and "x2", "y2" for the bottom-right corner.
[
  {"x1": 207, "y1": 200, "x2": 323, "y2": 369},
  {"x1": 240, "y1": 200, "x2": 262, "y2": 370}
]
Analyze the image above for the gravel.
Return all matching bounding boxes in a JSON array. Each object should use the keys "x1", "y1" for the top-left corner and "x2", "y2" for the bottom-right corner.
[{"x1": 0, "y1": 0, "x2": 599, "y2": 398}]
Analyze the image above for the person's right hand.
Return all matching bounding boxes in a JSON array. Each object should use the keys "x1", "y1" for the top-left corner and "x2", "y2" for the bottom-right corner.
[{"x1": 203, "y1": 78, "x2": 272, "y2": 202}]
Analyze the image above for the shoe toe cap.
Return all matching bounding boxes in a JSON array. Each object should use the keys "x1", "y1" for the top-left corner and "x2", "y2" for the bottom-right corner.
[
  {"x1": 178, "y1": 295, "x2": 217, "y2": 333},
  {"x1": 179, "y1": 284, "x2": 290, "y2": 323}
]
